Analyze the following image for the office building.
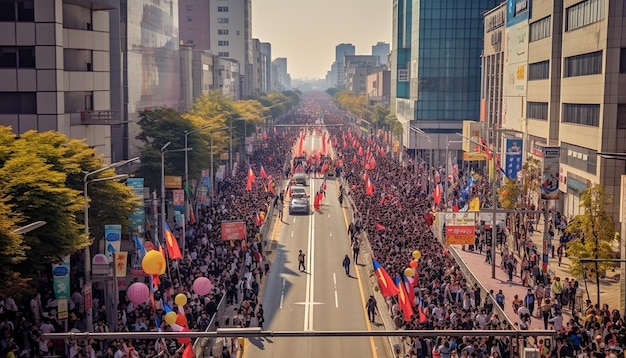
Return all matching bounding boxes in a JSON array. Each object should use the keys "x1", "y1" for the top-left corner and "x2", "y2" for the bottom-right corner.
[
  {"x1": 260, "y1": 42, "x2": 271, "y2": 93},
  {"x1": 372, "y1": 41, "x2": 390, "y2": 67},
  {"x1": 272, "y1": 57, "x2": 290, "y2": 91},
  {"x1": 178, "y1": 0, "x2": 211, "y2": 49},
  {"x1": 326, "y1": 43, "x2": 355, "y2": 89},
  {"x1": 0, "y1": 0, "x2": 119, "y2": 161},
  {"x1": 343, "y1": 55, "x2": 381, "y2": 94}
]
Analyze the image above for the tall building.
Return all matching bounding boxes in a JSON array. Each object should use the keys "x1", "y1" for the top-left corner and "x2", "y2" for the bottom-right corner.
[
  {"x1": 391, "y1": 0, "x2": 500, "y2": 165},
  {"x1": 178, "y1": 0, "x2": 211, "y2": 49},
  {"x1": 260, "y1": 42, "x2": 272, "y2": 93},
  {"x1": 272, "y1": 57, "x2": 290, "y2": 91},
  {"x1": 334, "y1": 43, "x2": 355, "y2": 88},
  {"x1": 343, "y1": 55, "x2": 381, "y2": 94},
  {"x1": 0, "y1": 0, "x2": 119, "y2": 162},
  {"x1": 209, "y1": 0, "x2": 252, "y2": 98},
  {"x1": 250, "y1": 38, "x2": 262, "y2": 97},
  {"x1": 372, "y1": 42, "x2": 390, "y2": 67},
  {"x1": 110, "y1": 0, "x2": 183, "y2": 160}
]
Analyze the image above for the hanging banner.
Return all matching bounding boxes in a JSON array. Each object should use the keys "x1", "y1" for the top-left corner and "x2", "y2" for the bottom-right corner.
[
  {"x1": 104, "y1": 224, "x2": 122, "y2": 260},
  {"x1": 221, "y1": 221, "x2": 246, "y2": 241},
  {"x1": 541, "y1": 147, "x2": 560, "y2": 200},
  {"x1": 114, "y1": 252, "x2": 128, "y2": 277},
  {"x1": 173, "y1": 189, "x2": 185, "y2": 213},
  {"x1": 504, "y1": 138, "x2": 523, "y2": 179},
  {"x1": 127, "y1": 178, "x2": 145, "y2": 234},
  {"x1": 444, "y1": 213, "x2": 477, "y2": 245},
  {"x1": 52, "y1": 255, "x2": 71, "y2": 299}
]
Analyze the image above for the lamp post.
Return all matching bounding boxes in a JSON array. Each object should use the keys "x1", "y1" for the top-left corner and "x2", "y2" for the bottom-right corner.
[
  {"x1": 229, "y1": 118, "x2": 247, "y2": 172},
  {"x1": 210, "y1": 127, "x2": 229, "y2": 200},
  {"x1": 184, "y1": 125, "x2": 214, "y2": 221},
  {"x1": 161, "y1": 143, "x2": 191, "y2": 252},
  {"x1": 83, "y1": 157, "x2": 138, "y2": 332},
  {"x1": 12, "y1": 221, "x2": 46, "y2": 234}
]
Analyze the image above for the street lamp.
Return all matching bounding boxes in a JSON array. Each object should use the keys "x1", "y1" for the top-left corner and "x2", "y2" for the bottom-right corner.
[
  {"x1": 12, "y1": 221, "x2": 46, "y2": 234},
  {"x1": 83, "y1": 157, "x2": 138, "y2": 332},
  {"x1": 229, "y1": 118, "x2": 247, "y2": 172},
  {"x1": 184, "y1": 125, "x2": 216, "y2": 222},
  {"x1": 210, "y1": 127, "x2": 229, "y2": 200},
  {"x1": 161, "y1": 143, "x2": 191, "y2": 255}
]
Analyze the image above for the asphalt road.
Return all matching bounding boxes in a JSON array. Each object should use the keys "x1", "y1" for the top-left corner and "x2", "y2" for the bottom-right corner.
[{"x1": 244, "y1": 130, "x2": 387, "y2": 358}]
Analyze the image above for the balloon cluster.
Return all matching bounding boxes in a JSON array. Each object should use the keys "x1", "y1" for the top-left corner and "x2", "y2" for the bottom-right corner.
[{"x1": 404, "y1": 250, "x2": 421, "y2": 278}]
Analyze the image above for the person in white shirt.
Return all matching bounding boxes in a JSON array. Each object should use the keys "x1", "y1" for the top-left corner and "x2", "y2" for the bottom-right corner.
[{"x1": 548, "y1": 311, "x2": 564, "y2": 332}]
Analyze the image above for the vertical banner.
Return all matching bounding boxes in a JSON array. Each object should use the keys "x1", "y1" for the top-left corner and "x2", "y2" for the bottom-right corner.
[
  {"x1": 52, "y1": 255, "x2": 71, "y2": 299},
  {"x1": 104, "y1": 224, "x2": 122, "y2": 260},
  {"x1": 114, "y1": 252, "x2": 128, "y2": 277},
  {"x1": 504, "y1": 138, "x2": 523, "y2": 179},
  {"x1": 126, "y1": 178, "x2": 145, "y2": 234},
  {"x1": 541, "y1": 147, "x2": 560, "y2": 200},
  {"x1": 173, "y1": 189, "x2": 185, "y2": 212}
]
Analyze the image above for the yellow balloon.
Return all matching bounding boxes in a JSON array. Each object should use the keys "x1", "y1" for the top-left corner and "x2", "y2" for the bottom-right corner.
[
  {"x1": 412, "y1": 250, "x2": 422, "y2": 260},
  {"x1": 142, "y1": 250, "x2": 166, "y2": 275},
  {"x1": 164, "y1": 311, "x2": 177, "y2": 325},
  {"x1": 175, "y1": 294, "x2": 187, "y2": 307},
  {"x1": 404, "y1": 267, "x2": 415, "y2": 278}
]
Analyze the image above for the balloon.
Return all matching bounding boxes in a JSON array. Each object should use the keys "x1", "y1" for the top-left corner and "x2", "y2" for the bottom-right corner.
[
  {"x1": 409, "y1": 260, "x2": 418, "y2": 269},
  {"x1": 412, "y1": 250, "x2": 422, "y2": 260},
  {"x1": 175, "y1": 294, "x2": 187, "y2": 307},
  {"x1": 142, "y1": 250, "x2": 166, "y2": 275},
  {"x1": 193, "y1": 277, "x2": 212, "y2": 296},
  {"x1": 126, "y1": 282, "x2": 149, "y2": 305},
  {"x1": 164, "y1": 311, "x2": 177, "y2": 325},
  {"x1": 443, "y1": 249, "x2": 449, "y2": 255},
  {"x1": 176, "y1": 312, "x2": 188, "y2": 327},
  {"x1": 404, "y1": 267, "x2": 415, "y2": 278}
]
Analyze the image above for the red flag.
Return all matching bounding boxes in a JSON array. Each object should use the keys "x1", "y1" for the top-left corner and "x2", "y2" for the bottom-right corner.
[
  {"x1": 375, "y1": 223, "x2": 386, "y2": 230},
  {"x1": 321, "y1": 162, "x2": 329, "y2": 174},
  {"x1": 263, "y1": 131, "x2": 268, "y2": 140},
  {"x1": 323, "y1": 180, "x2": 327, "y2": 191},
  {"x1": 395, "y1": 276, "x2": 414, "y2": 321},
  {"x1": 164, "y1": 223, "x2": 183, "y2": 260},
  {"x1": 246, "y1": 176, "x2": 253, "y2": 191},
  {"x1": 372, "y1": 259, "x2": 399, "y2": 297},
  {"x1": 366, "y1": 178, "x2": 375, "y2": 197},
  {"x1": 352, "y1": 154, "x2": 357, "y2": 164},
  {"x1": 480, "y1": 137, "x2": 493, "y2": 160},
  {"x1": 260, "y1": 165, "x2": 267, "y2": 179},
  {"x1": 369, "y1": 157, "x2": 376, "y2": 170},
  {"x1": 247, "y1": 168, "x2": 256, "y2": 183},
  {"x1": 404, "y1": 274, "x2": 415, "y2": 307},
  {"x1": 433, "y1": 184, "x2": 442, "y2": 205},
  {"x1": 182, "y1": 343, "x2": 193, "y2": 358},
  {"x1": 418, "y1": 305, "x2": 427, "y2": 323},
  {"x1": 358, "y1": 147, "x2": 364, "y2": 157}
]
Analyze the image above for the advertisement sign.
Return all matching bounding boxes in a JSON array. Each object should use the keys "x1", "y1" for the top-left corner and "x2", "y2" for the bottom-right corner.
[
  {"x1": 52, "y1": 255, "x2": 70, "y2": 299},
  {"x1": 504, "y1": 138, "x2": 523, "y2": 179},
  {"x1": 83, "y1": 283, "x2": 92, "y2": 311},
  {"x1": 104, "y1": 224, "x2": 122, "y2": 259},
  {"x1": 444, "y1": 212, "x2": 476, "y2": 245},
  {"x1": 114, "y1": 252, "x2": 128, "y2": 277},
  {"x1": 445, "y1": 212, "x2": 476, "y2": 226},
  {"x1": 126, "y1": 178, "x2": 145, "y2": 234},
  {"x1": 221, "y1": 221, "x2": 246, "y2": 241},
  {"x1": 164, "y1": 176, "x2": 182, "y2": 189},
  {"x1": 57, "y1": 298, "x2": 68, "y2": 320},
  {"x1": 541, "y1": 147, "x2": 560, "y2": 200},
  {"x1": 506, "y1": 0, "x2": 530, "y2": 27},
  {"x1": 462, "y1": 120, "x2": 482, "y2": 153}
]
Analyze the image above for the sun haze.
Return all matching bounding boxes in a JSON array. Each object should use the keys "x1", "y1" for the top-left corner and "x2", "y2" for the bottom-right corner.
[{"x1": 252, "y1": 0, "x2": 392, "y2": 80}]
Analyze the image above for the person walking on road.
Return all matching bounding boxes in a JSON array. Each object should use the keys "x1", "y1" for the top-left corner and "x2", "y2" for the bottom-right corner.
[
  {"x1": 342, "y1": 255, "x2": 351, "y2": 276},
  {"x1": 366, "y1": 295, "x2": 377, "y2": 323},
  {"x1": 351, "y1": 239, "x2": 360, "y2": 265},
  {"x1": 255, "y1": 304, "x2": 265, "y2": 329},
  {"x1": 524, "y1": 288, "x2": 535, "y2": 317},
  {"x1": 298, "y1": 250, "x2": 306, "y2": 272}
]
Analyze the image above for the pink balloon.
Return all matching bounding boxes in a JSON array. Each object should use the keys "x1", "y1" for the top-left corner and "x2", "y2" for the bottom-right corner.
[
  {"x1": 193, "y1": 277, "x2": 213, "y2": 296},
  {"x1": 126, "y1": 282, "x2": 149, "y2": 305}
]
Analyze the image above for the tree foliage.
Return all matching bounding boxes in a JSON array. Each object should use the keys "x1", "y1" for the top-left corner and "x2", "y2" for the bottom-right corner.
[
  {"x1": 0, "y1": 128, "x2": 137, "y2": 297},
  {"x1": 565, "y1": 185, "x2": 618, "y2": 279}
]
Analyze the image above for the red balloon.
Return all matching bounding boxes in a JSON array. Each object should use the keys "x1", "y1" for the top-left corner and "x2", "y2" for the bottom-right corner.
[{"x1": 409, "y1": 260, "x2": 418, "y2": 269}]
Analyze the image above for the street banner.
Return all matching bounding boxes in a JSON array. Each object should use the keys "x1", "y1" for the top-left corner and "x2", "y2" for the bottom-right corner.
[
  {"x1": 57, "y1": 298, "x2": 68, "y2": 320},
  {"x1": 83, "y1": 283, "x2": 92, "y2": 312},
  {"x1": 541, "y1": 147, "x2": 560, "y2": 200},
  {"x1": 104, "y1": 224, "x2": 122, "y2": 260},
  {"x1": 164, "y1": 176, "x2": 182, "y2": 189},
  {"x1": 221, "y1": 221, "x2": 246, "y2": 241},
  {"x1": 173, "y1": 189, "x2": 184, "y2": 213},
  {"x1": 444, "y1": 213, "x2": 476, "y2": 245},
  {"x1": 504, "y1": 138, "x2": 523, "y2": 179},
  {"x1": 52, "y1": 255, "x2": 71, "y2": 299},
  {"x1": 114, "y1": 252, "x2": 128, "y2": 277},
  {"x1": 126, "y1": 178, "x2": 145, "y2": 234}
]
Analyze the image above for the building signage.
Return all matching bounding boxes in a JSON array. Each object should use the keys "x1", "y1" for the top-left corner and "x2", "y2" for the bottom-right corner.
[
  {"x1": 504, "y1": 138, "x2": 523, "y2": 179},
  {"x1": 398, "y1": 69, "x2": 409, "y2": 82},
  {"x1": 444, "y1": 213, "x2": 476, "y2": 245},
  {"x1": 104, "y1": 224, "x2": 122, "y2": 259},
  {"x1": 52, "y1": 255, "x2": 71, "y2": 300},
  {"x1": 506, "y1": 0, "x2": 531, "y2": 27},
  {"x1": 541, "y1": 147, "x2": 560, "y2": 200},
  {"x1": 126, "y1": 178, "x2": 145, "y2": 234},
  {"x1": 164, "y1": 176, "x2": 182, "y2": 189}
]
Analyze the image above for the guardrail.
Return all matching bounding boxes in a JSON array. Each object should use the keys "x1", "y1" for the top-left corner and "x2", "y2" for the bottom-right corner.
[{"x1": 192, "y1": 294, "x2": 227, "y2": 357}]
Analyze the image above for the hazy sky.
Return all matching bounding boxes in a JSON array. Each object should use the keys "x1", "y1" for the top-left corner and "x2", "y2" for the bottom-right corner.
[{"x1": 252, "y1": 0, "x2": 392, "y2": 80}]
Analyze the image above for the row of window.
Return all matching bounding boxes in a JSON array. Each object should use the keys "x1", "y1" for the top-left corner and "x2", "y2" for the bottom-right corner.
[
  {"x1": 0, "y1": 46, "x2": 35, "y2": 68},
  {"x1": 218, "y1": 52, "x2": 229, "y2": 57},
  {"x1": 218, "y1": 40, "x2": 229, "y2": 46},
  {"x1": 529, "y1": 16, "x2": 550, "y2": 42},
  {"x1": 217, "y1": 6, "x2": 229, "y2": 12},
  {"x1": 0, "y1": 0, "x2": 34, "y2": 22},
  {"x1": 217, "y1": 29, "x2": 229, "y2": 35},
  {"x1": 528, "y1": 60, "x2": 549, "y2": 80},
  {"x1": 0, "y1": 91, "x2": 97, "y2": 114},
  {"x1": 562, "y1": 103, "x2": 600, "y2": 126},
  {"x1": 527, "y1": 102, "x2": 548, "y2": 120},
  {"x1": 217, "y1": 18, "x2": 229, "y2": 24},
  {"x1": 527, "y1": 50, "x2": 603, "y2": 80},
  {"x1": 526, "y1": 0, "x2": 605, "y2": 43},
  {"x1": 560, "y1": 142, "x2": 597, "y2": 175}
]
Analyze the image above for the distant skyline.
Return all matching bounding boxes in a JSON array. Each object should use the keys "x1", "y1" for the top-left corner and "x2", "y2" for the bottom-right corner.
[{"x1": 252, "y1": 0, "x2": 392, "y2": 80}]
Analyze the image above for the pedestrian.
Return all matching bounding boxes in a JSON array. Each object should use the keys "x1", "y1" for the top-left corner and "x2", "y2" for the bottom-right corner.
[
  {"x1": 524, "y1": 288, "x2": 535, "y2": 317},
  {"x1": 277, "y1": 200, "x2": 284, "y2": 221},
  {"x1": 366, "y1": 295, "x2": 377, "y2": 323},
  {"x1": 342, "y1": 255, "x2": 351, "y2": 276},
  {"x1": 540, "y1": 298, "x2": 553, "y2": 329},
  {"x1": 495, "y1": 290, "x2": 505, "y2": 309},
  {"x1": 351, "y1": 239, "x2": 360, "y2": 265},
  {"x1": 256, "y1": 304, "x2": 265, "y2": 329},
  {"x1": 298, "y1": 250, "x2": 306, "y2": 272}
]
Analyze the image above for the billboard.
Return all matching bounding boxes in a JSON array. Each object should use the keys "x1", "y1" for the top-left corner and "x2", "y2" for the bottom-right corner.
[
  {"x1": 104, "y1": 224, "x2": 122, "y2": 259},
  {"x1": 126, "y1": 178, "x2": 145, "y2": 234},
  {"x1": 541, "y1": 147, "x2": 560, "y2": 200},
  {"x1": 221, "y1": 221, "x2": 246, "y2": 241},
  {"x1": 506, "y1": 0, "x2": 530, "y2": 27},
  {"x1": 164, "y1": 176, "x2": 182, "y2": 189},
  {"x1": 444, "y1": 213, "x2": 476, "y2": 245},
  {"x1": 504, "y1": 138, "x2": 523, "y2": 179}
]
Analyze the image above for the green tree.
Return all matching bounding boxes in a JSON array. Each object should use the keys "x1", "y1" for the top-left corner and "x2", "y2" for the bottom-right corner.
[
  {"x1": 497, "y1": 178, "x2": 522, "y2": 210},
  {"x1": 566, "y1": 184, "x2": 618, "y2": 280}
]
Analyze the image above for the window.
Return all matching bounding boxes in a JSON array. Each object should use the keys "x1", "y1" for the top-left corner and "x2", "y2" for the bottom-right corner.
[
  {"x1": 529, "y1": 16, "x2": 550, "y2": 42},
  {"x1": 218, "y1": 52, "x2": 229, "y2": 57},
  {"x1": 218, "y1": 29, "x2": 229, "y2": 35},
  {"x1": 185, "y1": 5, "x2": 192, "y2": 11},
  {"x1": 564, "y1": 51, "x2": 602, "y2": 77},
  {"x1": 528, "y1": 60, "x2": 549, "y2": 80},
  {"x1": 217, "y1": 17, "x2": 229, "y2": 24},
  {"x1": 85, "y1": 94, "x2": 93, "y2": 111},
  {"x1": 617, "y1": 104, "x2": 626, "y2": 129},
  {"x1": 562, "y1": 103, "x2": 600, "y2": 126},
  {"x1": 566, "y1": 0, "x2": 605, "y2": 31},
  {"x1": 620, "y1": 48, "x2": 626, "y2": 73},
  {"x1": 218, "y1": 40, "x2": 229, "y2": 46},
  {"x1": 0, "y1": 92, "x2": 37, "y2": 114},
  {"x1": 187, "y1": 17, "x2": 192, "y2": 22},
  {"x1": 527, "y1": 102, "x2": 548, "y2": 120},
  {"x1": 217, "y1": 6, "x2": 229, "y2": 12},
  {"x1": 0, "y1": 46, "x2": 35, "y2": 68},
  {"x1": 560, "y1": 142, "x2": 597, "y2": 174},
  {"x1": 0, "y1": 0, "x2": 34, "y2": 22}
]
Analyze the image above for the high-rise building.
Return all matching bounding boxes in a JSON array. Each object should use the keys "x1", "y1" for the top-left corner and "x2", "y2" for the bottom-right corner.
[
  {"x1": 372, "y1": 42, "x2": 390, "y2": 67},
  {"x1": 260, "y1": 42, "x2": 272, "y2": 93},
  {"x1": 110, "y1": 0, "x2": 183, "y2": 160},
  {"x1": 178, "y1": 0, "x2": 211, "y2": 49},
  {"x1": 272, "y1": 58, "x2": 290, "y2": 91},
  {"x1": 334, "y1": 43, "x2": 355, "y2": 88},
  {"x1": 391, "y1": 0, "x2": 500, "y2": 165},
  {"x1": 343, "y1": 55, "x2": 381, "y2": 94},
  {"x1": 0, "y1": 0, "x2": 119, "y2": 162},
  {"x1": 250, "y1": 38, "x2": 262, "y2": 97}
]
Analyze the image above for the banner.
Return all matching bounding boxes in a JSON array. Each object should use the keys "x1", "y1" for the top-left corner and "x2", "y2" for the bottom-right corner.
[
  {"x1": 173, "y1": 189, "x2": 184, "y2": 212},
  {"x1": 52, "y1": 255, "x2": 70, "y2": 299},
  {"x1": 504, "y1": 138, "x2": 523, "y2": 179},
  {"x1": 104, "y1": 224, "x2": 122, "y2": 259},
  {"x1": 444, "y1": 213, "x2": 476, "y2": 245},
  {"x1": 541, "y1": 147, "x2": 560, "y2": 200},
  {"x1": 126, "y1": 178, "x2": 145, "y2": 234},
  {"x1": 164, "y1": 176, "x2": 182, "y2": 189},
  {"x1": 114, "y1": 252, "x2": 128, "y2": 277},
  {"x1": 221, "y1": 221, "x2": 246, "y2": 241}
]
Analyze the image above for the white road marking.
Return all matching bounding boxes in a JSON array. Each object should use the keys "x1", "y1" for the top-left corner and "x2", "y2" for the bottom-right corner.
[
  {"x1": 303, "y1": 135, "x2": 317, "y2": 331},
  {"x1": 291, "y1": 230, "x2": 294, "y2": 238},
  {"x1": 333, "y1": 273, "x2": 339, "y2": 308},
  {"x1": 329, "y1": 231, "x2": 332, "y2": 237}
]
